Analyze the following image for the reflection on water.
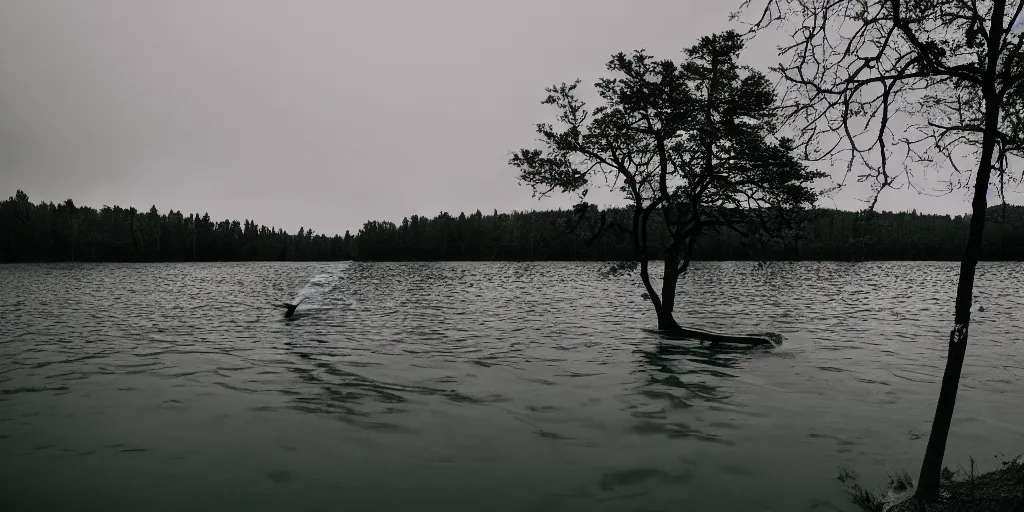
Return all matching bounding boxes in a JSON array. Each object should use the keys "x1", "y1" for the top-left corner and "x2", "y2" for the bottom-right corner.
[{"x1": 0, "y1": 261, "x2": 1022, "y2": 512}]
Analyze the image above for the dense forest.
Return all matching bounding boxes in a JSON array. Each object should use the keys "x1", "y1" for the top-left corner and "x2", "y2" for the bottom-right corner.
[
  {"x1": 2, "y1": 190, "x2": 1023, "y2": 262},
  {"x1": 351, "y1": 204, "x2": 1024, "y2": 261},
  {"x1": 0, "y1": 191, "x2": 352, "y2": 262}
]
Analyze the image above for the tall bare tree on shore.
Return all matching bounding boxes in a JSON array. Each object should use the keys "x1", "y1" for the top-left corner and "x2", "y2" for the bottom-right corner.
[{"x1": 737, "y1": 0, "x2": 1024, "y2": 504}]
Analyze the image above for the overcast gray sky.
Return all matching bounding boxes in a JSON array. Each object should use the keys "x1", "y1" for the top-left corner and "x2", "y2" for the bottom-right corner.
[{"x1": 1, "y1": 0, "x2": 1019, "y2": 235}]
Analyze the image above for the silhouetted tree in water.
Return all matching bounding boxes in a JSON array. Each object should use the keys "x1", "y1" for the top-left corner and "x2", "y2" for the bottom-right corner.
[
  {"x1": 741, "y1": 0, "x2": 1024, "y2": 504},
  {"x1": 510, "y1": 31, "x2": 826, "y2": 331}
]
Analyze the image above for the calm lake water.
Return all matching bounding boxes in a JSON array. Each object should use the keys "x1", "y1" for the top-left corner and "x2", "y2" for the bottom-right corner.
[{"x1": 1, "y1": 261, "x2": 1022, "y2": 511}]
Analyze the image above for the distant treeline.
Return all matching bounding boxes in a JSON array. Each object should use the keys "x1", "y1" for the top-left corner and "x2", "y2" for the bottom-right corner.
[
  {"x1": 0, "y1": 191, "x2": 352, "y2": 262},
  {"x1": 2, "y1": 190, "x2": 1023, "y2": 262},
  {"x1": 352, "y1": 205, "x2": 1024, "y2": 261}
]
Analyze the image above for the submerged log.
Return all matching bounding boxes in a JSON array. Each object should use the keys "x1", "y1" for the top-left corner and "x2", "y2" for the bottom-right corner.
[{"x1": 653, "y1": 326, "x2": 776, "y2": 347}]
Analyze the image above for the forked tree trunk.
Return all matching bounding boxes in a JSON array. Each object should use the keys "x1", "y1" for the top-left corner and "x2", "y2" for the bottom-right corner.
[
  {"x1": 914, "y1": 104, "x2": 997, "y2": 503},
  {"x1": 639, "y1": 253, "x2": 683, "y2": 331},
  {"x1": 659, "y1": 252, "x2": 682, "y2": 330},
  {"x1": 636, "y1": 235, "x2": 771, "y2": 345}
]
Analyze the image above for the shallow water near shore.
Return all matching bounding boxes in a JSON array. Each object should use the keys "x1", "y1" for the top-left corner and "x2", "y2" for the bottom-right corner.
[{"x1": 1, "y1": 261, "x2": 1022, "y2": 511}]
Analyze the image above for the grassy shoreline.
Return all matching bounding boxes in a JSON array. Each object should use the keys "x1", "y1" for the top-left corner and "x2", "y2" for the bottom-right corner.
[{"x1": 838, "y1": 456, "x2": 1023, "y2": 511}]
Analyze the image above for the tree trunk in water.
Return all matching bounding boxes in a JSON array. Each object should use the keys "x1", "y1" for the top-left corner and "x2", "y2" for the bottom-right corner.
[
  {"x1": 659, "y1": 252, "x2": 682, "y2": 330},
  {"x1": 638, "y1": 258, "x2": 675, "y2": 330},
  {"x1": 640, "y1": 253, "x2": 771, "y2": 344},
  {"x1": 914, "y1": 107, "x2": 997, "y2": 503}
]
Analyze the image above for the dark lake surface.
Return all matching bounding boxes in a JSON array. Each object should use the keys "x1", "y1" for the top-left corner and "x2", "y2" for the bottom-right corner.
[{"x1": 1, "y1": 261, "x2": 1022, "y2": 511}]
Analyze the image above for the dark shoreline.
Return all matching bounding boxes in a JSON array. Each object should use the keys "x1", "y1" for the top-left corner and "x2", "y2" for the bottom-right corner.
[{"x1": 841, "y1": 457, "x2": 1023, "y2": 512}]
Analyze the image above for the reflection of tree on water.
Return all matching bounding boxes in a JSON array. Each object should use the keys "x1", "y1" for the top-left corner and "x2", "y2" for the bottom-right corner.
[
  {"x1": 637, "y1": 341, "x2": 747, "y2": 403},
  {"x1": 630, "y1": 337, "x2": 768, "y2": 444}
]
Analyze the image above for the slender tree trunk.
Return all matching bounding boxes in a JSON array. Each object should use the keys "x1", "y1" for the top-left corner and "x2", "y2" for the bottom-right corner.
[{"x1": 914, "y1": 104, "x2": 998, "y2": 503}]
